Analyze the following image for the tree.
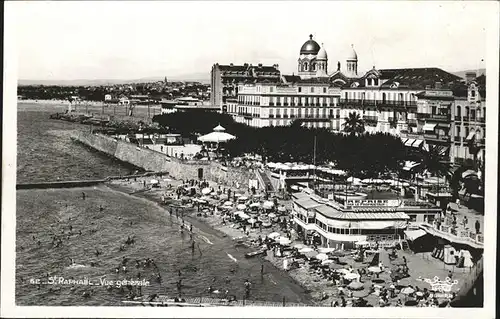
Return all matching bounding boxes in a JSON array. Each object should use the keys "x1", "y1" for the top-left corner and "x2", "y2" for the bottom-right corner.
[
  {"x1": 342, "y1": 112, "x2": 365, "y2": 136},
  {"x1": 419, "y1": 145, "x2": 452, "y2": 196}
]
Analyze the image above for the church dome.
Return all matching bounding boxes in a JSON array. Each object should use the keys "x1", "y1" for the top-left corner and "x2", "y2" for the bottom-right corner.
[
  {"x1": 347, "y1": 44, "x2": 358, "y2": 60},
  {"x1": 300, "y1": 34, "x2": 320, "y2": 55},
  {"x1": 317, "y1": 43, "x2": 328, "y2": 60}
]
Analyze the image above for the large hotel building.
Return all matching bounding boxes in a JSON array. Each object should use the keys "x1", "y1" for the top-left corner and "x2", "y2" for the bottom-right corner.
[{"x1": 211, "y1": 34, "x2": 486, "y2": 166}]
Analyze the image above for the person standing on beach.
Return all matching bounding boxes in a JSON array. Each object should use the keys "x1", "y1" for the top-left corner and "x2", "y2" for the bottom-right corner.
[
  {"x1": 82, "y1": 192, "x2": 86, "y2": 200},
  {"x1": 475, "y1": 220, "x2": 480, "y2": 234}
]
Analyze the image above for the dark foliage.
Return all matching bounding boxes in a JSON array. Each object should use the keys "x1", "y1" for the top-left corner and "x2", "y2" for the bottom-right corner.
[{"x1": 153, "y1": 112, "x2": 408, "y2": 178}]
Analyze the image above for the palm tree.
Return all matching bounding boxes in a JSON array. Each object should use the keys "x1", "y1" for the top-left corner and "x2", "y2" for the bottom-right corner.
[
  {"x1": 342, "y1": 112, "x2": 365, "y2": 136},
  {"x1": 419, "y1": 145, "x2": 452, "y2": 198}
]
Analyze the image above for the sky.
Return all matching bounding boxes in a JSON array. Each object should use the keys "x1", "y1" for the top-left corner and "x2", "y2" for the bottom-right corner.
[{"x1": 9, "y1": 1, "x2": 494, "y2": 81}]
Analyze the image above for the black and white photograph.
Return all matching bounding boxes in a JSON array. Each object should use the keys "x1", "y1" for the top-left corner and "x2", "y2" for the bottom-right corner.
[{"x1": 2, "y1": 1, "x2": 499, "y2": 318}]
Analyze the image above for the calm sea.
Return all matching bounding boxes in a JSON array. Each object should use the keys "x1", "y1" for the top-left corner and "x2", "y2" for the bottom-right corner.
[
  {"x1": 15, "y1": 103, "x2": 310, "y2": 306},
  {"x1": 16, "y1": 103, "x2": 140, "y2": 183}
]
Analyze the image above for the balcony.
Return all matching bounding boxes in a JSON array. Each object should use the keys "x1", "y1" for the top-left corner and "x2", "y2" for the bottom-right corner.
[
  {"x1": 423, "y1": 133, "x2": 451, "y2": 143},
  {"x1": 454, "y1": 136, "x2": 462, "y2": 143},
  {"x1": 269, "y1": 102, "x2": 275, "y2": 106},
  {"x1": 276, "y1": 103, "x2": 282, "y2": 106},
  {"x1": 428, "y1": 114, "x2": 451, "y2": 122},
  {"x1": 269, "y1": 114, "x2": 274, "y2": 118},
  {"x1": 462, "y1": 116, "x2": 469, "y2": 122}
]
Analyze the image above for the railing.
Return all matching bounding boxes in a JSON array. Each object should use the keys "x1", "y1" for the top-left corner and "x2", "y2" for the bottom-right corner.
[
  {"x1": 416, "y1": 113, "x2": 430, "y2": 119},
  {"x1": 424, "y1": 133, "x2": 451, "y2": 142},
  {"x1": 429, "y1": 114, "x2": 451, "y2": 121},
  {"x1": 477, "y1": 117, "x2": 485, "y2": 123},
  {"x1": 454, "y1": 136, "x2": 462, "y2": 142},
  {"x1": 462, "y1": 116, "x2": 469, "y2": 122},
  {"x1": 454, "y1": 116, "x2": 462, "y2": 121}
]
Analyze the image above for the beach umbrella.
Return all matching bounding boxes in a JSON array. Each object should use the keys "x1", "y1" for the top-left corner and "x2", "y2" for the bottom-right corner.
[
  {"x1": 239, "y1": 212, "x2": 250, "y2": 219},
  {"x1": 401, "y1": 287, "x2": 415, "y2": 295},
  {"x1": 249, "y1": 202, "x2": 261, "y2": 208},
  {"x1": 237, "y1": 204, "x2": 247, "y2": 210},
  {"x1": 223, "y1": 201, "x2": 233, "y2": 207},
  {"x1": 219, "y1": 194, "x2": 229, "y2": 200},
  {"x1": 318, "y1": 247, "x2": 335, "y2": 253},
  {"x1": 344, "y1": 273, "x2": 360, "y2": 281},
  {"x1": 329, "y1": 263, "x2": 344, "y2": 270},
  {"x1": 150, "y1": 179, "x2": 159, "y2": 184},
  {"x1": 330, "y1": 251, "x2": 346, "y2": 257},
  {"x1": 278, "y1": 206, "x2": 286, "y2": 212},
  {"x1": 239, "y1": 196, "x2": 248, "y2": 201},
  {"x1": 293, "y1": 244, "x2": 306, "y2": 249},
  {"x1": 278, "y1": 237, "x2": 291, "y2": 246},
  {"x1": 247, "y1": 218, "x2": 257, "y2": 224},
  {"x1": 355, "y1": 241, "x2": 370, "y2": 247},
  {"x1": 267, "y1": 232, "x2": 280, "y2": 239},
  {"x1": 336, "y1": 268, "x2": 351, "y2": 275},
  {"x1": 348, "y1": 281, "x2": 364, "y2": 290},
  {"x1": 298, "y1": 247, "x2": 314, "y2": 253},
  {"x1": 263, "y1": 201, "x2": 274, "y2": 209},
  {"x1": 462, "y1": 170, "x2": 477, "y2": 179},
  {"x1": 321, "y1": 259, "x2": 334, "y2": 265},
  {"x1": 352, "y1": 289, "x2": 370, "y2": 298},
  {"x1": 368, "y1": 266, "x2": 383, "y2": 274},
  {"x1": 234, "y1": 193, "x2": 242, "y2": 198},
  {"x1": 268, "y1": 213, "x2": 277, "y2": 218},
  {"x1": 315, "y1": 253, "x2": 329, "y2": 261},
  {"x1": 201, "y1": 187, "x2": 212, "y2": 195},
  {"x1": 304, "y1": 251, "x2": 318, "y2": 259}
]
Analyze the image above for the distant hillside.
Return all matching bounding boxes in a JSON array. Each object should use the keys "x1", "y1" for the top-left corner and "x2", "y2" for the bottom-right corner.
[
  {"x1": 452, "y1": 68, "x2": 486, "y2": 79},
  {"x1": 18, "y1": 72, "x2": 210, "y2": 86}
]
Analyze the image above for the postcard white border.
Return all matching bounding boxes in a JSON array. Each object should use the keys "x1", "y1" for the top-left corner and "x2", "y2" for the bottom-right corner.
[{"x1": 2, "y1": 1, "x2": 498, "y2": 318}]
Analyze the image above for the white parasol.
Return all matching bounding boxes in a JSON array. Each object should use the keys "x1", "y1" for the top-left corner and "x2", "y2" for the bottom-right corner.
[
  {"x1": 268, "y1": 213, "x2": 277, "y2": 218},
  {"x1": 201, "y1": 187, "x2": 212, "y2": 195},
  {"x1": 237, "y1": 204, "x2": 247, "y2": 210},
  {"x1": 278, "y1": 206, "x2": 286, "y2": 212},
  {"x1": 315, "y1": 253, "x2": 329, "y2": 261},
  {"x1": 247, "y1": 218, "x2": 257, "y2": 224},
  {"x1": 293, "y1": 243, "x2": 306, "y2": 249},
  {"x1": 263, "y1": 201, "x2": 274, "y2": 209},
  {"x1": 401, "y1": 287, "x2": 415, "y2": 295},
  {"x1": 318, "y1": 247, "x2": 335, "y2": 253},
  {"x1": 298, "y1": 247, "x2": 314, "y2": 253},
  {"x1": 150, "y1": 179, "x2": 159, "y2": 184},
  {"x1": 321, "y1": 259, "x2": 334, "y2": 265},
  {"x1": 278, "y1": 237, "x2": 291, "y2": 246},
  {"x1": 249, "y1": 202, "x2": 261, "y2": 208},
  {"x1": 267, "y1": 232, "x2": 280, "y2": 239},
  {"x1": 223, "y1": 201, "x2": 233, "y2": 207},
  {"x1": 344, "y1": 273, "x2": 361, "y2": 280},
  {"x1": 239, "y1": 196, "x2": 249, "y2": 201},
  {"x1": 367, "y1": 266, "x2": 383, "y2": 273}
]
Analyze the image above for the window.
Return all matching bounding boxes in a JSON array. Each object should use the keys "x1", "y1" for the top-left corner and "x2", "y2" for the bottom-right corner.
[
  {"x1": 270, "y1": 87, "x2": 274, "y2": 93},
  {"x1": 456, "y1": 105, "x2": 461, "y2": 117},
  {"x1": 298, "y1": 87, "x2": 302, "y2": 93},
  {"x1": 323, "y1": 87, "x2": 327, "y2": 93},
  {"x1": 374, "y1": 79, "x2": 379, "y2": 86},
  {"x1": 310, "y1": 87, "x2": 314, "y2": 93},
  {"x1": 471, "y1": 90, "x2": 476, "y2": 97}
]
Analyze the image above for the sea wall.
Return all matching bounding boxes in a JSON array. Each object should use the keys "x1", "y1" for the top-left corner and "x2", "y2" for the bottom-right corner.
[
  {"x1": 17, "y1": 179, "x2": 105, "y2": 190},
  {"x1": 71, "y1": 131, "x2": 255, "y2": 189}
]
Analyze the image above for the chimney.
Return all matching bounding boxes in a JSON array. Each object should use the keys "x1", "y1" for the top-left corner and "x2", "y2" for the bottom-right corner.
[
  {"x1": 273, "y1": 64, "x2": 279, "y2": 70},
  {"x1": 465, "y1": 72, "x2": 476, "y2": 84},
  {"x1": 258, "y1": 63, "x2": 263, "y2": 67},
  {"x1": 230, "y1": 63, "x2": 234, "y2": 67},
  {"x1": 435, "y1": 81, "x2": 442, "y2": 89},
  {"x1": 243, "y1": 63, "x2": 248, "y2": 67}
]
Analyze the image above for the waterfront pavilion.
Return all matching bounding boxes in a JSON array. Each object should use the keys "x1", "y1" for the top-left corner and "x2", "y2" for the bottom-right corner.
[{"x1": 197, "y1": 125, "x2": 236, "y2": 152}]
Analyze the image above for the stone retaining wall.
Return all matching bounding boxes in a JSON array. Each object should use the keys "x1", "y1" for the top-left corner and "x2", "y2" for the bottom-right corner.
[{"x1": 71, "y1": 131, "x2": 254, "y2": 189}]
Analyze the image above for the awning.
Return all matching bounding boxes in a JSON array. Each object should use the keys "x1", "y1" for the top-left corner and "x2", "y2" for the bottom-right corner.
[
  {"x1": 404, "y1": 139, "x2": 415, "y2": 146},
  {"x1": 404, "y1": 229, "x2": 427, "y2": 241},
  {"x1": 465, "y1": 131, "x2": 475, "y2": 141},
  {"x1": 401, "y1": 138, "x2": 408, "y2": 144},
  {"x1": 411, "y1": 139, "x2": 424, "y2": 148},
  {"x1": 403, "y1": 161, "x2": 420, "y2": 171},
  {"x1": 422, "y1": 123, "x2": 437, "y2": 131}
]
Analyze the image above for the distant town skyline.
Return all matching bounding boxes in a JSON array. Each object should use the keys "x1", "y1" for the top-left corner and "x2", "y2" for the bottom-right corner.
[{"x1": 10, "y1": 1, "x2": 492, "y2": 81}]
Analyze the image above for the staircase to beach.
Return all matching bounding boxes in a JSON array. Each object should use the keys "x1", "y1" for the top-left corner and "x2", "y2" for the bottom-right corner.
[{"x1": 256, "y1": 169, "x2": 276, "y2": 193}]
